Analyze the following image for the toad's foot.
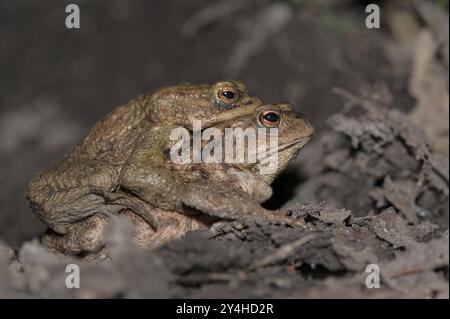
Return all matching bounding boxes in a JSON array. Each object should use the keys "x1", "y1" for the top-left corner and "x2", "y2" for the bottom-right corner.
[{"x1": 209, "y1": 220, "x2": 248, "y2": 239}]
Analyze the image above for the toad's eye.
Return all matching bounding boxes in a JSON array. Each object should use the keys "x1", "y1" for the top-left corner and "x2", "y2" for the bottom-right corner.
[
  {"x1": 217, "y1": 86, "x2": 239, "y2": 104},
  {"x1": 259, "y1": 110, "x2": 281, "y2": 127}
]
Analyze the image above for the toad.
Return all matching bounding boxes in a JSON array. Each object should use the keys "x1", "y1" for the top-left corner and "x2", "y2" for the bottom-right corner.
[{"x1": 27, "y1": 81, "x2": 313, "y2": 256}]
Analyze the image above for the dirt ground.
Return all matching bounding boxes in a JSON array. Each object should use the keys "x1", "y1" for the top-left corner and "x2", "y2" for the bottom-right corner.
[{"x1": 0, "y1": 0, "x2": 448, "y2": 298}]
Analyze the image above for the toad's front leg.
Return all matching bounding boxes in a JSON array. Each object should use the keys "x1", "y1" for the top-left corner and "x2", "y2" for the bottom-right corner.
[{"x1": 181, "y1": 182, "x2": 307, "y2": 228}]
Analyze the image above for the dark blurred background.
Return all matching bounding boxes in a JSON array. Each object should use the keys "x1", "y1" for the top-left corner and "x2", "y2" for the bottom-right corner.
[{"x1": 0, "y1": 0, "x2": 448, "y2": 248}]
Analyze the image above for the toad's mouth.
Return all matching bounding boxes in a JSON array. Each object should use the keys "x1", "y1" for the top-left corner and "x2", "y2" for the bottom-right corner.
[{"x1": 251, "y1": 136, "x2": 311, "y2": 173}]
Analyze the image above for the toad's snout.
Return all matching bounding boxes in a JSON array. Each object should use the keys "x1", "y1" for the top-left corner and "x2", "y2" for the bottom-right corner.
[{"x1": 295, "y1": 112, "x2": 314, "y2": 136}]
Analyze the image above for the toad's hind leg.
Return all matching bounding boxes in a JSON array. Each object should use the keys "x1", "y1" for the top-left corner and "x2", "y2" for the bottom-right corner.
[
  {"x1": 27, "y1": 161, "x2": 158, "y2": 238},
  {"x1": 27, "y1": 161, "x2": 125, "y2": 234},
  {"x1": 28, "y1": 185, "x2": 120, "y2": 235}
]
